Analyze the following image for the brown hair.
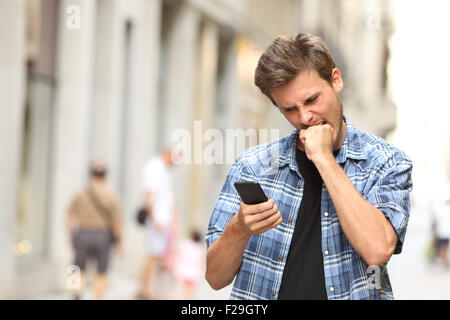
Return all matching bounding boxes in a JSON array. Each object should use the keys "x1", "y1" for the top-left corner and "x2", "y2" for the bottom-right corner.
[{"x1": 254, "y1": 33, "x2": 336, "y2": 106}]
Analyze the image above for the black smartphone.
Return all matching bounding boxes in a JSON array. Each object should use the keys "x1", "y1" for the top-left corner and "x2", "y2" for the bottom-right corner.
[{"x1": 234, "y1": 181, "x2": 268, "y2": 205}]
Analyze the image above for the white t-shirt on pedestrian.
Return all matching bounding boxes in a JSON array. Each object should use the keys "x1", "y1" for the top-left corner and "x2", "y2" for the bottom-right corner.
[{"x1": 142, "y1": 156, "x2": 174, "y2": 231}]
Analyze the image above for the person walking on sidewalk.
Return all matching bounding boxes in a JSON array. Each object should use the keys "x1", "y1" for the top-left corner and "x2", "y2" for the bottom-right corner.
[
  {"x1": 137, "y1": 148, "x2": 178, "y2": 299},
  {"x1": 66, "y1": 162, "x2": 123, "y2": 300}
]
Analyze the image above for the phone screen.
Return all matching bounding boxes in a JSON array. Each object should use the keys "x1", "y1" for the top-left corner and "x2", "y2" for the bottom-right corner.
[{"x1": 234, "y1": 182, "x2": 268, "y2": 205}]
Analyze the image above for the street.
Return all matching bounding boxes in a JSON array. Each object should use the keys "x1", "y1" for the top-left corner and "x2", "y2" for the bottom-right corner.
[{"x1": 388, "y1": 201, "x2": 450, "y2": 299}]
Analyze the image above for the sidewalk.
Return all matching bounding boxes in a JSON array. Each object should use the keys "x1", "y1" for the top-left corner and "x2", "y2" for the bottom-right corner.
[
  {"x1": 37, "y1": 269, "x2": 232, "y2": 300},
  {"x1": 387, "y1": 202, "x2": 450, "y2": 299},
  {"x1": 36, "y1": 204, "x2": 450, "y2": 300}
]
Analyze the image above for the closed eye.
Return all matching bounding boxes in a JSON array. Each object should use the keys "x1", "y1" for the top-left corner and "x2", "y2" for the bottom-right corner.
[{"x1": 304, "y1": 94, "x2": 319, "y2": 105}]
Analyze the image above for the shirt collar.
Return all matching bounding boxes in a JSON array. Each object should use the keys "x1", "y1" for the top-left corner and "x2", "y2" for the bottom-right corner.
[
  {"x1": 335, "y1": 115, "x2": 366, "y2": 163},
  {"x1": 276, "y1": 115, "x2": 366, "y2": 170}
]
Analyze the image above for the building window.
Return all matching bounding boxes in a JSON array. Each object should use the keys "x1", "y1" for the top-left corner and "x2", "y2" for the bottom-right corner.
[{"x1": 16, "y1": 0, "x2": 59, "y2": 262}]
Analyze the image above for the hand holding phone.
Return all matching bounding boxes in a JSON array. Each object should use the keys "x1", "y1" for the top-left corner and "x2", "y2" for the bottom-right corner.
[{"x1": 233, "y1": 181, "x2": 282, "y2": 235}]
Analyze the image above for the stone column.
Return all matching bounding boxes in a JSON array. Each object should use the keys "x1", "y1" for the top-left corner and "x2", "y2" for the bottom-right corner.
[
  {"x1": 162, "y1": 2, "x2": 200, "y2": 231},
  {"x1": 50, "y1": 0, "x2": 97, "y2": 289},
  {"x1": 189, "y1": 20, "x2": 219, "y2": 232},
  {"x1": 120, "y1": 0, "x2": 162, "y2": 219},
  {"x1": 90, "y1": 0, "x2": 123, "y2": 189},
  {"x1": 0, "y1": 0, "x2": 26, "y2": 299},
  {"x1": 88, "y1": 0, "x2": 162, "y2": 278}
]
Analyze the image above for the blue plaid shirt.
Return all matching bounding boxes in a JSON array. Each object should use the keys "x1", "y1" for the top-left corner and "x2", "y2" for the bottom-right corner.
[{"x1": 206, "y1": 116, "x2": 413, "y2": 300}]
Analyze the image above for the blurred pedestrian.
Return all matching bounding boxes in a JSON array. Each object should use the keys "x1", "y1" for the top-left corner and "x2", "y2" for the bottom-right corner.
[
  {"x1": 65, "y1": 162, "x2": 123, "y2": 300},
  {"x1": 430, "y1": 179, "x2": 450, "y2": 269},
  {"x1": 136, "y1": 148, "x2": 179, "y2": 299},
  {"x1": 174, "y1": 230, "x2": 204, "y2": 300}
]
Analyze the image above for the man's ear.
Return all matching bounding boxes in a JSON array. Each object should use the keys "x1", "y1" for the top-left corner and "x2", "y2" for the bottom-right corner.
[{"x1": 331, "y1": 68, "x2": 344, "y2": 93}]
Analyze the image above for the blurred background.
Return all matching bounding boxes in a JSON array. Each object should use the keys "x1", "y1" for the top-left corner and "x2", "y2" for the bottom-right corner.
[{"x1": 0, "y1": 0, "x2": 449, "y2": 299}]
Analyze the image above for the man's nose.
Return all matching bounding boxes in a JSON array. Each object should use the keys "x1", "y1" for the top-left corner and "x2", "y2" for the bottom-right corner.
[{"x1": 298, "y1": 108, "x2": 313, "y2": 126}]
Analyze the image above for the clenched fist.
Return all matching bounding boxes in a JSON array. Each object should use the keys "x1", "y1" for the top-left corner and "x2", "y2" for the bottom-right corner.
[{"x1": 299, "y1": 123, "x2": 334, "y2": 163}]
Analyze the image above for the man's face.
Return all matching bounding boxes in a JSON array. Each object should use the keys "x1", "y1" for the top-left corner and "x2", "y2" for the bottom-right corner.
[{"x1": 270, "y1": 68, "x2": 346, "y2": 151}]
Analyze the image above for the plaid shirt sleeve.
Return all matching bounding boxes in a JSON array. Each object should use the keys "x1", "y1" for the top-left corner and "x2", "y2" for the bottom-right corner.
[{"x1": 364, "y1": 149, "x2": 413, "y2": 254}]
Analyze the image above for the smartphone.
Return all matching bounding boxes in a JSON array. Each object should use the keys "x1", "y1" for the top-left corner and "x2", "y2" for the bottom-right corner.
[{"x1": 234, "y1": 181, "x2": 269, "y2": 205}]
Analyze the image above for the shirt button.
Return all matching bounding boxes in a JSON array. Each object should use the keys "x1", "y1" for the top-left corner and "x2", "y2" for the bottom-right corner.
[
  {"x1": 297, "y1": 184, "x2": 301, "y2": 190},
  {"x1": 330, "y1": 287, "x2": 335, "y2": 292},
  {"x1": 278, "y1": 256, "x2": 284, "y2": 261},
  {"x1": 287, "y1": 219, "x2": 293, "y2": 224},
  {"x1": 271, "y1": 292, "x2": 276, "y2": 297},
  {"x1": 324, "y1": 212, "x2": 329, "y2": 217},
  {"x1": 324, "y1": 250, "x2": 329, "y2": 255}
]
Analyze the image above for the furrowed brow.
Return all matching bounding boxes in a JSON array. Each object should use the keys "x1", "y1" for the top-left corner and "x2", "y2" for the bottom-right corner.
[
  {"x1": 304, "y1": 92, "x2": 320, "y2": 104},
  {"x1": 277, "y1": 91, "x2": 321, "y2": 110}
]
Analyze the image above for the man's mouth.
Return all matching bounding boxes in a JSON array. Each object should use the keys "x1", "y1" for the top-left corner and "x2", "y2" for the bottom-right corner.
[
  {"x1": 313, "y1": 120, "x2": 327, "y2": 126},
  {"x1": 301, "y1": 120, "x2": 327, "y2": 130}
]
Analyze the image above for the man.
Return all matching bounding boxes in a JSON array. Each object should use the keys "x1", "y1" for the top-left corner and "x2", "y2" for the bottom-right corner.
[
  {"x1": 137, "y1": 148, "x2": 178, "y2": 299},
  {"x1": 205, "y1": 33, "x2": 413, "y2": 300},
  {"x1": 66, "y1": 162, "x2": 123, "y2": 300}
]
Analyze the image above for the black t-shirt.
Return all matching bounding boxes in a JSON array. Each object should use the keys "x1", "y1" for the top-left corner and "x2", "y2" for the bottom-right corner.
[{"x1": 278, "y1": 149, "x2": 327, "y2": 300}]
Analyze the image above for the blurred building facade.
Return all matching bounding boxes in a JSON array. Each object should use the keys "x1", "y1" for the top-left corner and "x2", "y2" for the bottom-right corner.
[{"x1": 0, "y1": 0, "x2": 395, "y2": 298}]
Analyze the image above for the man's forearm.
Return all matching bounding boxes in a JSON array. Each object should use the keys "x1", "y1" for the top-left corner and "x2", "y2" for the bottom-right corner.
[
  {"x1": 205, "y1": 214, "x2": 251, "y2": 290},
  {"x1": 314, "y1": 155, "x2": 397, "y2": 266}
]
